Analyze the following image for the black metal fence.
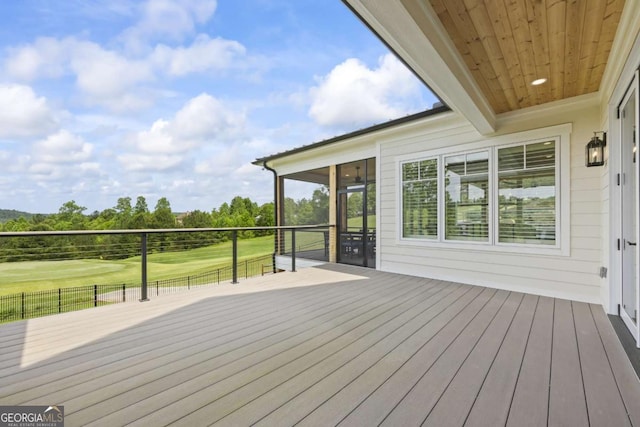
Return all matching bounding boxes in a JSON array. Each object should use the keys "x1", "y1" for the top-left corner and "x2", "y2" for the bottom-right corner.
[
  {"x1": 0, "y1": 253, "x2": 274, "y2": 323},
  {"x1": 0, "y1": 225, "x2": 332, "y2": 324}
]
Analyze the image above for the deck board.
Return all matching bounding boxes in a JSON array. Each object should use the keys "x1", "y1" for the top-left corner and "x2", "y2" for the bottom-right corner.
[
  {"x1": 378, "y1": 289, "x2": 509, "y2": 426},
  {"x1": 548, "y1": 298, "x2": 589, "y2": 426},
  {"x1": 338, "y1": 286, "x2": 497, "y2": 426},
  {"x1": 106, "y1": 278, "x2": 447, "y2": 427},
  {"x1": 573, "y1": 302, "x2": 632, "y2": 426},
  {"x1": 172, "y1": 282, "x2": 464, "y2": 427},
  {"x1": 506, "y1": 296, "x2": 554, "y2": 427},
  {"x1": 464, "y1": 293, "x2": 538, "y2": 427},
  {"x1": 0, "y1": 265, "x2": 638, "y2": 427},
  {"x1": 421, "y1": 292, "x2": 524, "y2": 426},
  {"x1": 58, "y1": 277, "x2": 426, "y2": 425},
  {"x1": 591, "y1": 304, "x2": 640, "y2": 425}
]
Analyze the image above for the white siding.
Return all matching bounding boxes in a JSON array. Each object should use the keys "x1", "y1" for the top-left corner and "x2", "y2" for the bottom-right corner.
[{"x1": 378, "y1": 98, "x2": 603, "y2": 303}]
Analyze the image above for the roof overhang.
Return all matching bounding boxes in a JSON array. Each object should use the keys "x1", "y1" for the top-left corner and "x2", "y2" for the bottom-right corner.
[
  {"x1": 343, "y1": 0, "x2": 629, "y2": 136},
  {"x1": 253, "y1": 105, "x2": 449, "y2": 166},
  {"x1": 343, "y1": 0, "x2": 496, "y2": 134}
]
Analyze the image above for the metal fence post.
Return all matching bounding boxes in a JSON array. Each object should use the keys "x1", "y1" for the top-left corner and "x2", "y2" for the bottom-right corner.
[
  {"x1": 21, "y1": 292, "x2": 25, "y2": 319},
  {"x1": 232, "y1": 230, "x2": 238, "y2": 284},
  {"x1": 140, "y1": 232, "x2": 149, "y2": 301},
  {"x1": 272, "y1": 252, "x2": 276, "y2": 274},
  {"x1": 122, "y1": 284, "x2": 126, "y2": 302},
  {"x1": 94, "y1": 284, "x2": 98, "y2": 307},
  {"x1": 291, "y1": 229, "x2": 296, "y2": 272},
  {"x1": 58, "y1": 288, "x2": 61, "y2": 313}
]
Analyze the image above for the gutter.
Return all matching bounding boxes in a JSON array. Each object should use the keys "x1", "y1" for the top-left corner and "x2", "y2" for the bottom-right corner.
[{"x1": 263, "y1": 161, "x2": 279, "y2": 267}]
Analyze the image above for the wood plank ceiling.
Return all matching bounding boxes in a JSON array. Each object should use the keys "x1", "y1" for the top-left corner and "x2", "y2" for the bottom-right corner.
[{"x1": 424, "y1": 0, "x2": 625, "y2": 114}]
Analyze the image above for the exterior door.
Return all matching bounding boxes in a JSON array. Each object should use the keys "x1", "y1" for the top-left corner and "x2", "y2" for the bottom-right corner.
[
  {"x1": 620, "y1": 72, "x2": 640, "y2": 346},
  {"x1": 337, "y1": 158, "x2": 376, "y2": 268},
  {"x1": 338, "y1": 189, "x2": 368, "y2": 267}
]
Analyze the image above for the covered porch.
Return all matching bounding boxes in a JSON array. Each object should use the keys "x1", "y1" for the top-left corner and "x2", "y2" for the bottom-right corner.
[
  {"x1": 1, "y1": 264, "x2": 639, "y2": 426},
  {"x1": 268, "y1": 156, "x2": 379, "y2": 270}
]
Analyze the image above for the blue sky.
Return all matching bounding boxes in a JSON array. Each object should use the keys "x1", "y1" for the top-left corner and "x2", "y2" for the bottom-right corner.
[{"x1": 0, "y1": 0, "x2": 438, "y2": 214}]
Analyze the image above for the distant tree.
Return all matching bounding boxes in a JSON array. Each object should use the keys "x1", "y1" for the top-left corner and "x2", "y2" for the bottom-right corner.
[
  {"x1": 150, "y1": 197, "x2": 175, "y2": 251},
  {"x1": 284, "y1": 197, "x2": 298, "y2": 225},
  {"x1": 154, "y1": 197, "x2": 171, "y2": 212},
  {"x1": 311, "y1": 186, "x2": 330, "y2": 224},
  {"x1": 115, "y1": 197, "x2": 132, "y2": 215},
  {"x1": 182, "y1": 210, "x2": 212, "y2": 228},
  {"x1": 56, "y1": 200, "x2": 88, "y2": 230},
  {"x1": 114, "y1": 197, "x2": 133, "y2": 229},
  {"x1": 134, "y1": 196, "x2": 149, "y2": 215},
  {"x1": 2, "y1": 217, "x2": 30, "y2": 232},
  {"x1": 180, "y1": 210, "x2": 213, "y2": 249},
  {"x1": 58, "y1": 200, "x2": 86, "y2": 221},
  {"x1": 30, "y1": 214, "x2": 48, "y2": 225},
  {"x1": 152, "y1": 197, "x2": 175, "y2": 228},
  {"x1": 129, "y1": 212, "x2": 149, "y2": 229},
  {"x1": 255, "y1": 203, "x2": 275, "y2": 236},
  {"x1": 0, "y1": 209, "x2": 34, "y2": 223}
]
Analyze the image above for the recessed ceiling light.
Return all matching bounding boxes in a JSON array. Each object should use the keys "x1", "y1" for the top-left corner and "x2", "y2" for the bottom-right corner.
[{"x1": 531, "y1": 78, "x2": 547, "y2": 86}]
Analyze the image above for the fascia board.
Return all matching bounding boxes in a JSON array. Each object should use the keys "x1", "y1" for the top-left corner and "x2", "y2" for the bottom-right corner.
[{"x1": 344, "y1": 0, "x2": 496, "y2": 135}]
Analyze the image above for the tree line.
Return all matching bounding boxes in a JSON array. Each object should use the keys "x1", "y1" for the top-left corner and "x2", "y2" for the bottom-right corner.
[{"x1": 0, "y1": 189, "x2": 330, "y2": 262}]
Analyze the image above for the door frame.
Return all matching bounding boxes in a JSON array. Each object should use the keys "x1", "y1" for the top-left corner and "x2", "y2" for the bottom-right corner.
[{"x1": 618, "y1": 73, "x2": 640, "y2": 344}]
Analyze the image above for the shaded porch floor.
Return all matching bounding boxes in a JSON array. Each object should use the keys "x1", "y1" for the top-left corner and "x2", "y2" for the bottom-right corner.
[{"x1": 0, "y1": 264, "x2": 639, "y2": 426}]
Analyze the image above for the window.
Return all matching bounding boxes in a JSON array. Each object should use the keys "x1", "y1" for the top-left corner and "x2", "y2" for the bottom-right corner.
[
  {"x1": 498, "y1": 141, "x2": 556, "y2": 245},
  {"x1": 399, "y1": 134, "x2": 562, "y2": 251},
  {"x1": 402, "y1": 158, "x2": 437, "y2": 239},
  {"x1": 445, "y1": 151, "x2": 489, "y2": 242}
]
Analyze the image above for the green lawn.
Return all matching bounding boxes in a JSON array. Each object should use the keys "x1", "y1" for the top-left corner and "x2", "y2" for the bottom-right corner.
[
  {"x1": 347, "y1": 215, "x2": 376, "y2": 229},
  {"x1": 0, "y1": 236, "x2": 275, "y2": 296}
]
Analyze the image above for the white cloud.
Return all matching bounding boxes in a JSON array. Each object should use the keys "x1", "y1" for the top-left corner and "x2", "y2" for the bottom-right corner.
[
  {"x1": 171, "y1": 93, "x2": 245, "y2": 140},
  {"x1": 0, "y1": 84, "x2": 58, "y2": 139},
  {"x1": 308, "y1": 53, "x2": 423, "y2": 127},
  {"x1": 119, "y1": 93, "x2": 245, "y2": 171},
  {"x1": 3, "y1": 31, "x2": 245, "y2": 113},
  {"x1": 117, "y1": 152, "x2": 184, "y2": 171},
  {"x1": 120, "y1": 0, "x2": 217, "y2": 50},
  {"x1": 151, "y1": 34, "x2": 245, "y2": 76},
  {"x1": 32, "y1": 130, "x2": 93, "y2": 163},
  {"x1": 4, "y1": 37, "x2": 67, "y2": 81},
  {"x1": 69, "y1": 40, "x2": 155, "y2": 112},
  {"x1": 4, "y1": 37, "x2": 155, "y2": 112}
]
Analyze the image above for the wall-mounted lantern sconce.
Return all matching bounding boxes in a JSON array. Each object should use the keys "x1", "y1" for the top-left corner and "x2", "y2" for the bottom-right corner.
[{"x1": 586, "y1": 131, "x2": 606, "y2": 167}]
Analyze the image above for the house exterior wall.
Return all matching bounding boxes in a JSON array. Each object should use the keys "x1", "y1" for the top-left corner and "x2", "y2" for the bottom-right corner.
[{"x1": 377, "y1": 96, "x2": 604, "y2": 303}]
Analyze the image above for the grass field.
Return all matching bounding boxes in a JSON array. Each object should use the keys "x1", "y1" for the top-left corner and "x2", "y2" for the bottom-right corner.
[{"x1": 0, "y1": 236, "x2": 275, "y2": 296}]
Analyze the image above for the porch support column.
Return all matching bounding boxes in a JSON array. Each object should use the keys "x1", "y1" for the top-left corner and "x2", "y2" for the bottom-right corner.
[
  {"x1": 329, "y1": 164, "x2": 338, "y2": 263},
  {"x1": 275, "y1": 175, "x2": 285, "y2": 255}
]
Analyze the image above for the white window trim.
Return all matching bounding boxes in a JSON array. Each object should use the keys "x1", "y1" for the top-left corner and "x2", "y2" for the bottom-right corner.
[{"x1": 396, "y1": 123, "x2": 571, "y2": 256}]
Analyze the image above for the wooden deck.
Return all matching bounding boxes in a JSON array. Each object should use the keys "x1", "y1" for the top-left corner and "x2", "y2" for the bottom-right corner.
[{"x1": 1, "y1": 264, "x2": 639, "y2": 426}]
